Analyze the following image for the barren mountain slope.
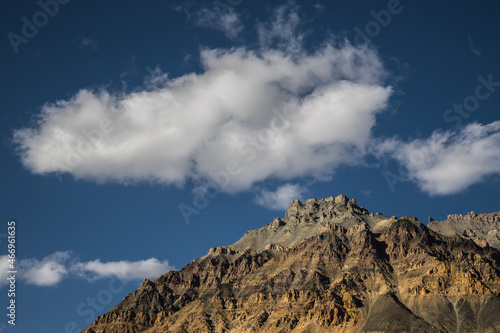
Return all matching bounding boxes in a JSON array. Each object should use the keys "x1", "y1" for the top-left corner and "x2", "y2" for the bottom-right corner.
[
  {"x1": 429, "y1": 211, "x2": 500, "y2": 250},
  {"x1": 82, "y1": 195, "x2": 500, "y2": 333}
]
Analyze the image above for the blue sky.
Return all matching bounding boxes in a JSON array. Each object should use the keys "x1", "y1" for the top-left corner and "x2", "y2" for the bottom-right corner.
[{"x1": 1, "y1": 0, "x2": 500, "y2": 332}]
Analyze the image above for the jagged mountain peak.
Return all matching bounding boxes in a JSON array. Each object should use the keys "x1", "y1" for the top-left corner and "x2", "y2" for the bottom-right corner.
[
  {"x1": 229, "y1": 194, "x2": 391, "y2": 253},
  {"x1": 285, "y1": 194, "x2": 364, "y2": 216}
]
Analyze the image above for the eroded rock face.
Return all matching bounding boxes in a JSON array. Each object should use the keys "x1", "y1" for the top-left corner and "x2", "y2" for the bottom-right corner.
[
  {"x1": 82, "y1": 196, "x2": 500, "y2": 333},
  {"x1": 429, "y1": 212, "x2": 500, "y2": 250}
]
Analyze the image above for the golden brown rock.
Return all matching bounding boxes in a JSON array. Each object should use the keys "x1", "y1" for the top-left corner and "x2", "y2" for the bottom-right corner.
[{"x1": 82, "y1": 196, "x2": 500, "y2": 333}]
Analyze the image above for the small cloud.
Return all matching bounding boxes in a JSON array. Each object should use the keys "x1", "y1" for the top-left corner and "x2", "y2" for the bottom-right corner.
[
  {"x1": 313, "y1": 3, "x2": 325, "y2": 11},
  {"x1": 143, "y1": 66, "x2": 169, "y2": 90},
  {"x1": 182, "y1": 53, "x2": 193, "y2": 65},
  {"x1": 467, "y1": 36, "x2": 481, "y2": 57},
  {"x1": 194, "y1": 7, "x2": 243, "y2": 40},
  {"x1": 78, "y1": 36, "x2": 98, "y2": 50},
  {"x1": 361, "y1": 189, "x2": 372, "y2": 196},
  {"x1": 173, "y1": 4, "x2": 190, "y2": 18},
  {"x1": 0, "y1": 252, "x2": 174, "y2": 288},
  {"x1": 19, "y1": 251, "x2": 71, "y2": 286},
  {"x1": 309, "y1": 3, "x2": 326, "y2": 23},
  {"x1": 255, "y1": 183, "x2": 307, "y2": 210},
  {"x1": 72, "y1": 258, "x2": 174, "y2": 281},
  {"x1": 374, "y1": 121, "x2": 500, "y2": 195}
]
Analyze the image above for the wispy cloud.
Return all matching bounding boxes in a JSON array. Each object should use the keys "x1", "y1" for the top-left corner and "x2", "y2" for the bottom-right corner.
[
  {"x1": 313, "y1": 3, "x2": 325, "y2": 11},
  {"x1": 257, "y1": 2, "x2": 304, "y2": 53},
  {"x1": 467, "y1": 35, "x2": 481, "y2": 57},
  {"x1": 193, "y1": 7, "x2": 243, "y2": 40},
  {"x1": 375, "y1": 121, "x2": 500, "y2": 195},
  {"x1": 78, "y1": 36, "x2": 98, "y2": 50},
  {"x1": 255, "y1": 183, "x2": 307, "y2": 210},
  {"x1": 0, "y1": 252, "x2": 173, "y2": 287}
]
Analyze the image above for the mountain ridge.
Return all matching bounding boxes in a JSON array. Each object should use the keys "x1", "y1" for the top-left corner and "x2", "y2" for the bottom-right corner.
[
  {"x1": 81, "y1": 194, "x2": 500, "y2": 333},
  {"x1": 429, "y1": 211, "x2": 500, "y2": 250}
]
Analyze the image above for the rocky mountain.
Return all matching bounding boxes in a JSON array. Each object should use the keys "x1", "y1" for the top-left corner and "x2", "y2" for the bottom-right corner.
[
  {"x1": 82, "y1": 195, "x2": 500, "y2": 333},
  {"x1": 429, "y1": 212, "x2": 500, "y2": 250}
]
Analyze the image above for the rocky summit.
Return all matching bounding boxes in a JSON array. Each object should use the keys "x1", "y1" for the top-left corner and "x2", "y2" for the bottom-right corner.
[{"x1": 81, "y1": 195, "x2": 500, "y2": 333}]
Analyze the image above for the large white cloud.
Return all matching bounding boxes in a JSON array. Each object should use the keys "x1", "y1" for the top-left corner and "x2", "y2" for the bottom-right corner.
[
  {"x1": 13, "y1": 4, "x2": 391, "y2": 193},
  {"x1": 376, "y1": 121, "x2": 500, "y2": 195},
  {"x1": 13, "y1": 46, "x2": 391, "y2": 191}
]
